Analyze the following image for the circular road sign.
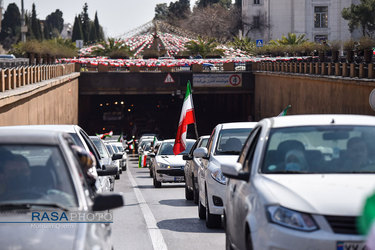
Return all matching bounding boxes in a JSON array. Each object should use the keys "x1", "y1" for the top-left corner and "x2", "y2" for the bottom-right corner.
[{"x1": 229, "y1": 74, "x2": 241, "y2": 86}]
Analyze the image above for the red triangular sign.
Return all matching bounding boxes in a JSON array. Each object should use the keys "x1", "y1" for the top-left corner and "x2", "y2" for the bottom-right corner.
[{"x1": 164, "y1": 73, "x2": 175, "y2": 84}]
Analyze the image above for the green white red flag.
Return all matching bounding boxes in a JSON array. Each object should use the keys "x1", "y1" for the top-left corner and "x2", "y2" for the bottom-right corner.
[
  {"x1": 173, "y1": 81, "x2": 195, "y2": 155},
  {"x1": 99, "y1": 131, "x2": 113, "y2": 139}
]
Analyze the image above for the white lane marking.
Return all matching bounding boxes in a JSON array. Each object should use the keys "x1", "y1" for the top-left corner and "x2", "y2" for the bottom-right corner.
[{"x1": 127, "y1": 164, "x2": 168, "y2": 250}]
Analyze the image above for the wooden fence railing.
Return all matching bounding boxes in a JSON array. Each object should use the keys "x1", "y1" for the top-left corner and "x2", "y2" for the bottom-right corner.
[
  {"x1": 256, "y1": 61, "x2": 375, "y2": 79},
  {"x1": 0, "y1": 63, "x2": 75, "y2": 92}
]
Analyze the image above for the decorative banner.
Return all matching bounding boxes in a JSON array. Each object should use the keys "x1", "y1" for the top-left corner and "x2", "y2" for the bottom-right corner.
[{"x1": 193, "y1": 74, "x2": 242, "y2": 87}]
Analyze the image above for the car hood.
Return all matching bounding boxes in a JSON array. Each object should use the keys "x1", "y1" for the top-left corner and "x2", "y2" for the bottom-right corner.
[
  {"x1": 0, "y1": 214, "x2": 78, "y2": 250},
  {"x1": 257, "y1": 174, "x2": 375, "y2": 216},
  {"x1": 156, "y1": 155, "x2": 185, "y2": 166}
]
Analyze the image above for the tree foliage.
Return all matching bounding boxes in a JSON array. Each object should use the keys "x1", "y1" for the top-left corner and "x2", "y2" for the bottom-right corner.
[
  {"x1": 181, "y1": 4, "x2": 238, "y2": 42},
  {"x1": 0, "y1": 3, "x2": 21, "y2": 50},
  {"x1": 195, "y1": 0, "x2": 231, "y2": 8},
  {"x1": 94, "y1": 12, "x2": 104, "y2": 41},
  {"x1": 30, "y1": 3, "x2": 43, "y2": 40},
  {"x1": 269, "y1": 33, "x2": 308, "y2": 45},
  {"x1": 80, "y1": 3, "x2": 91, "y2": 43},
  {"x1": 154, "y1": 0, "x2": 190, "y2": 21},
  {"x1": 184, "y1": 36, "x2": 224, "y2": 58},
  {"x1": 44, "y1": 9, "x2": 64, "y2": 39},
  {"x1": 91, "y1": 38, "x2": 133, "y2": 59},
  {"x1": 342, "y1": 0, "x2": 375, "y2": 37},
  {"x1": 71, "y1": 16, "x2": 83, "y2": 42}
]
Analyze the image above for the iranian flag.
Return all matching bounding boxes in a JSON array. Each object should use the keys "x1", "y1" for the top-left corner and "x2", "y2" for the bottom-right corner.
[
  {"x1": 100, "y1": 131, "x2": 113, "y2": 139},
  {"x1": 173, "y1": 81, "x2": 195, "y2": 155}
]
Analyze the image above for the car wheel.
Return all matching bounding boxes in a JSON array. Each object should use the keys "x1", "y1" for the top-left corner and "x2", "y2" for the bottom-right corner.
[
  {"x1": 122, "y1": 165, "x2": 126, "y2": 171},
  {"x1": 153, "y1": 176, "x2": 161, "y2": 188},
  {"x1": 205, "y1": 190, "x2": 221, "y2": 228},
  {"x1": 149, "y1": 167, "x2": 153, "y2": 177},
  {"x1": 185, "y1": 182, "x2": 194, "y2": 200},
  {"x1": 192, "y1": 177, "x2": 198, "y2": 204},
  {"x1": 198, "y1": 195, "x2": 206, "y2": 219},
  {"x1": 115, "y1": 173, "x2": 120, "y2": 180},
  {"x1": 119, "y1": 168, "x2": 122, "y2": 174}
]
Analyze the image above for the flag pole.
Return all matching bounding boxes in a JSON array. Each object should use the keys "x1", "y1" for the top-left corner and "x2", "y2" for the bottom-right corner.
[{"x1": 191, "y1": 85, "x2": 199, "y2": 140}]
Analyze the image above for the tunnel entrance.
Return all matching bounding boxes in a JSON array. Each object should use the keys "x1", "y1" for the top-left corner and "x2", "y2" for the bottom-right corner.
[{"x1": 79, "y1": 93, "x2": 253, "y2": 139}]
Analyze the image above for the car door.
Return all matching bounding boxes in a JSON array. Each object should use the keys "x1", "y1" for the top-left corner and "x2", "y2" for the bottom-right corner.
[
  {"x1": 185, "y1": 139, "x2": 199, "y2": 189},
  {"x1": 198, "y1": 129, "x2": 216, "y2": 203},
  {"x1": 227, "y1": 126, "x2": 262, "y2": 248}
]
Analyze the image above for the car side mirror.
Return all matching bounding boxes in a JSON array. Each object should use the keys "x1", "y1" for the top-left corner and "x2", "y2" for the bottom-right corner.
[
  {"x1": 93, "y1": 193, "x2": 124, "y2": 211},
  {"x1": 221, "y1": 162, "x2": 249, "y2": 181},
  {"x1": 112, "y1": 153, "x2": 123, "y2": 161},
  {"x1": 97, "y1": 165, "x2": 118, "y2": 176},
  {"x1": 193, "y1": 147, "x2": 208, "y2": 159},
  {"x1": 183, "y1": 154, "x2": 193, "y2": 160}
]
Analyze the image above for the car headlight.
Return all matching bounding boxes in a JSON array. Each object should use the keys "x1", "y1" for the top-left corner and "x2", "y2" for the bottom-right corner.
[
  {"x1": 158, "y1": 163, "x2": 170, "y2": 168},
  {"x1": 267, "y1": 206, "x2": 318, "y2": 231},
  {"x1": 211, "y1": 169, "x2": 226, "y2": 185}
]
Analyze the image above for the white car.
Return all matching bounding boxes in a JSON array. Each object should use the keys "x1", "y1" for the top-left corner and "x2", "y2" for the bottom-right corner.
[
  {"x1": 222, "y1": 114, "x2": 375, "y2": 250},
  {"x1": 153, "y1": 139, "x2": 196, "y2": 188},
  {"x1": 194, "y1": 122, "x2": 256, "y2": 228}
]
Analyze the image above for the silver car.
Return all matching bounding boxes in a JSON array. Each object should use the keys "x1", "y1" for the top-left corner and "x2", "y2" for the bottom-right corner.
[
  {"x1": 222, "y1": 115, "x2": 375, "y2": 250},
  {"x1": 184, "y1": 135, "x2": 210, "y2": 204},
  {"x1": 0, "y1": 128, "x2": 124, "y2": 250},
  {"x1": 194, "y1": 122, "x2": 256, "y2": 228}
]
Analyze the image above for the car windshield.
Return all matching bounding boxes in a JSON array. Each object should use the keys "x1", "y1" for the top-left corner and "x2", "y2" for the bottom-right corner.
[
  {"x1": 261, "y1": 125, "x2": 375, "y2": 174},
  {"x1": 215, "y1": 128, "x2": 252, "y2": 155},
  {"x1": 106, "y1": 144, "x2": 114, "y2": 155},
  {"x1": 200, "y1": 138, "x2": 209, "y2": 148},
  {"x1": 117, "y1": 146, "x2": 123, "y2": 152},
  {"x1": 0, "y1": 145, "x2": 78, "y2": 207},
  {"x1": 158, "y1": 141, "x2": 195, "y2": 155},
  {"x1": 90, "y1": 137, "x2": 110, "y2": 158},
  {"x1": 111, "y1": 145, "x2": 119, "y2": 153}
]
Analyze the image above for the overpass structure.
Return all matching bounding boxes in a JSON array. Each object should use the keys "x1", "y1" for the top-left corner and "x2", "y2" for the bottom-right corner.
[{"x1": 0, "y1": 61, "x2": 374, "y2": 139}]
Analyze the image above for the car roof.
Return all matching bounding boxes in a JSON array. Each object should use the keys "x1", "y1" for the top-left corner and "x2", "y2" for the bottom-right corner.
[
  {"x1": 0, "y1": 128, "x2": 66, "y2": 144},
  {"x1": 219, "y1": 122, "x2": 257, "y2": 130},
  {"x1": 0, "y1": 124, "x2": 80, "y2": 133},
  {"x1": 161, "y1": 139, "x2": 196, "y2": 143},
  {"x1": 265, "y1": 114, "x2": 375, "y2": 128}
]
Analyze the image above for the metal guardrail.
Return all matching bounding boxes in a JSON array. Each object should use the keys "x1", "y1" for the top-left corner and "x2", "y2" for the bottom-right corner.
[
  {"x1": 0, "y1": 63, "x2": 75, "y2": 92},
  {"x1": 0, "y1": 58, "x2": 29, "y2": 69},
  {"x1": 257, "y1": 61, "x2": 375, "y2": 79}
]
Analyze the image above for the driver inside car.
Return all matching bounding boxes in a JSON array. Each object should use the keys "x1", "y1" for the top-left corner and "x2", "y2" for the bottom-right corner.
[{"x1": 0, "y1": 153, "x2": 32, "y2": 198}]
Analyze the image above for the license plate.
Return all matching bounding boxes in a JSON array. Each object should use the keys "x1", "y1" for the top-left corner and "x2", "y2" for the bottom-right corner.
[
  {"x1": 337, "y1": 241, "x2": 366, "y2": 250},
  {"x1": 174, "y1": 177, "x2": 183, "y2": 181}
]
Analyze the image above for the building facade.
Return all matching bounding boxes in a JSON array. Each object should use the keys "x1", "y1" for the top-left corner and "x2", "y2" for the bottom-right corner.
[{"x1": 242, "y1": 0, "x2": 361, "y2": 43}]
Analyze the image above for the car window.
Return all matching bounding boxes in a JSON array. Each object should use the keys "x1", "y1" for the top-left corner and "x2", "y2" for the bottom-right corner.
[
  {"x1": 214, "y1": 128, "x2": 252, "y2": 155},
  {"x1": 261, "y1": 125, "x2": 375, "y2": 174},
  {"x1": 0, "y1": 145, "x2": 78, "y2": 207},
  {"x1": 158, "y1": 141, "x2": 195, "y2": 155},
  {"x1": 91, "y1": 137, "x2": 111, "y2": 159},
  {"x1": 106, "y1": 144, "x2": 114, "y2": 155},
  {"x1": 188, "y1": 140, "x2": 200, "y2": 156},
  {"x1": 112, "y1": 145, "x2": 119, "y2": 153},
  {"x1": 206, "y1": 128, "x2": 216, "y2": 155},
  {"x1": 242, "y1": 127, "x2": 262, "y2": 173},
  {"x1": 199, "y1": 138, "x2": 209, "y2": 148}
]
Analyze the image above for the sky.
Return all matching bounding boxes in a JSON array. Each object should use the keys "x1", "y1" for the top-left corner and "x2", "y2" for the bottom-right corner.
[{"x1": 2, "y1": 0, "x2": 200, "y2": 37}]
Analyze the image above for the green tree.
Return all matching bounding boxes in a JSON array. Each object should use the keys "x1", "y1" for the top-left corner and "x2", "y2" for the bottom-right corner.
[
  {"x1": 270, "y1": 33, "x2": 308, "y2": 45},
  {"x1": 235, "y1": 0, "x2": 242, "y2": 8},
  {"x1": 30, "y1": 3, "x2": 43, "y2": 40},
  {"x1": 91, "y1": 38, "x2": 133, "y2": 58},
  {"x1": 229, "y1": 36, "x2": 254, "y2": 52},
  {"x1": 184, "y1": 36, "x2": 224, "y2": 58},
  {"x1": 80, "y1": 3, "x2": 90, "y2": 43},
  {"x1": 342, "y1": 0, "x2": 375, "y2": 37},
  {"x1": 71, "y1": 16, "x2": 83, "y2": 42},
  {"x1": 196, "y1": 0, "x2": 231, "y2": 8},
  {"x1": 44, "y1": 9, "x2": 64, "y2": 39},
  {"x1": 88, "y1": 22, "x2": 97, "y2": 43},
  {"x1": 0, "y1": 3, "x2": 21, "y2": 50},
  {"x1": 154, "y1": 3, "x2": 168, "y2": 20},
  {"x1": 94, "y1": 12, "x2": 104, "y2": 41}
]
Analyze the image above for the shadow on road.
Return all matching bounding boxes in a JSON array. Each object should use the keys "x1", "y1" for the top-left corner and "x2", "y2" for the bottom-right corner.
[
  {"x1": 159, "y1": 199, "x2": 196, "y2": 207},
  {"x1": 136, "y1": 185, "x2": 155, "y2": 189},
  {"x1": 157, "y1": 218, "x2": 223, "y2": 233},
  {"x1": 136, "y1": 176, "x2": 152, "y2": 179}
]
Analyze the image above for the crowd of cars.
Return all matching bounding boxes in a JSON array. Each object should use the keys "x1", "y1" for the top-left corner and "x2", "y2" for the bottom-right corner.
[
  {"x1": 0, "y1": 124, "x2": 128, "y2": 249},
  {"x1": 138, "y1": 114, "x2": 375, "y2": 250}
]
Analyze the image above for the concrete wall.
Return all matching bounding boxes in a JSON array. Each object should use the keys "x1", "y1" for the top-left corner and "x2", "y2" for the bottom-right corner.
[
  {"x1": 0, "y1": 73, "x2": 80, "y2": 126},
  {"x1": 254, "y1": 72, "x2": 375, "y2": 120}
]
